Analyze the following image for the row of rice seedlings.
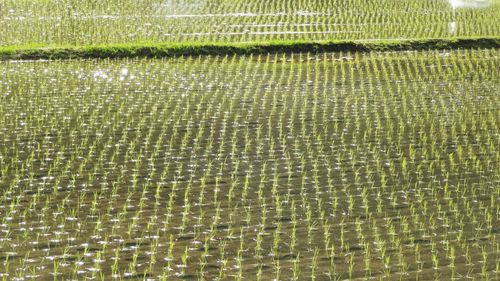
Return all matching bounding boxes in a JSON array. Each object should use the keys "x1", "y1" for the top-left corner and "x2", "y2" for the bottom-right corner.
[
  {"x1": 1, "y1": 0, "x2": 499, "y2": 45},
  {"x1": 0, "y1": 48, "x2": 498, "y2": 279}
]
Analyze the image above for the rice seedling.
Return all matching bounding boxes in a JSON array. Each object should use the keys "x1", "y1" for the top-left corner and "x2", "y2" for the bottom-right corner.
[
  {"x1": 0, "y1": 0, "x2": 499, "y2": 47},
  {"x1": 0, "y1": 48, "x2": 498, "y2": 280}
]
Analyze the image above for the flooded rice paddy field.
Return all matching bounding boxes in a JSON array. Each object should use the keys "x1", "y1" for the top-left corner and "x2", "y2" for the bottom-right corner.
[
  {"x1": 0, "y1": 49, "x2": 498, "y2": 280},
  {"x1": 1, "y1": 0, "x2": 499, "y2": 46}
]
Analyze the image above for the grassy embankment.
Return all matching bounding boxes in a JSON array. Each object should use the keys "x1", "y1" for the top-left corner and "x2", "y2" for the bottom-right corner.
[{"x1": 1, "y1": 37, "x2": 499, "y2": 60}]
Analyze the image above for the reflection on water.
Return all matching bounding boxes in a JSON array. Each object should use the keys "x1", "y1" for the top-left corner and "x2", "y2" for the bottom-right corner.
[
  {"x1": 450, "y1": 21, "x2": 456, "y2": 34},
  {"x1": 152, "y1": 0, "x2": 209, "y2": 15},
  {"x1": 448, "y1": 0, "x2": 494, "y2": 34},
  {"x1": 448, "y1": 0, "x2": 493, "y2": 9}
]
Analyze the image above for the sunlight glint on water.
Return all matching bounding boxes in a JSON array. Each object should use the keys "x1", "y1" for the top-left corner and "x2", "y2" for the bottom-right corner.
[
  {"x1": 448, "y1": 0, "x2": 493, "y2": 9},
  {"x1": 447, "y1": 0, "x2": 494, "y2": 34}
]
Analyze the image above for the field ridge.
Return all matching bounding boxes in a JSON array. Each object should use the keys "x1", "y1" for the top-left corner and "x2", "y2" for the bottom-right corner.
[{"x1": 1, "y1": 37, "x2": 499, "y2": 60}]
